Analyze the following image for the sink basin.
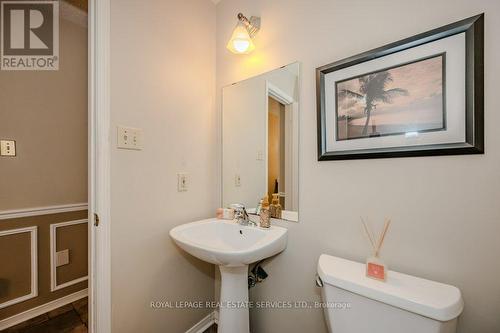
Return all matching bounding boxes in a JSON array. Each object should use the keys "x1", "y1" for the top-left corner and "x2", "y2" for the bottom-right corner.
[
  {"x1": 170, "y1": 218, "x2": 288, "y2": 333},
  {"x1": 170, "y1": 218, "x2": 287, "y2": 267}
]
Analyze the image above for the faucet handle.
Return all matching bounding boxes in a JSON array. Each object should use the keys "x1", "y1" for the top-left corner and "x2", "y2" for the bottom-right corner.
[
  {"x1": 230, "y1": 203, "x2": 246, "y2": 217},
  {"x1": 230, "y1": 203, "x2": 245, "y2": 210},
  {"x1": 230, "y1": 203, "x2": 253, "y2": 225}
]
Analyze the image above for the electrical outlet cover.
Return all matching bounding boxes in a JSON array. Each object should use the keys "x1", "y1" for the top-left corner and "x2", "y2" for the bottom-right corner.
[
  {"x1": 56, "y1": 249, "x2": 70, "y2": 267},
  {"x1": 0, "y1": 140, "x2": 16, "y2": 156},
  {"x1": 177, "y1": 173, "x2": 189, "y2": 192}
]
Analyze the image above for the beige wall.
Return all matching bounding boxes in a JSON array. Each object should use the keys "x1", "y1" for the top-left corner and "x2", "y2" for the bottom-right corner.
[
  {"x1": 0, "y1": 16, "x2": 88, "y2": 211},
  {"x1": 216, "y1": 1, "x2": 500, "y2": 332},
  {"x1": 110, "y1": 0, "x2": 217, "y2": 332}
]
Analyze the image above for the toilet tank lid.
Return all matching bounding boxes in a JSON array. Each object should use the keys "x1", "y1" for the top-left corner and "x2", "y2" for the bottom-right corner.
[{"x1": 317, "y1": 254, "x2": 463, "y2": 322}]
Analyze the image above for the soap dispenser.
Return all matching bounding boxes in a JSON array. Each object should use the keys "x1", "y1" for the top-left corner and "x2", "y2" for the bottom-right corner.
[
  {"x1": 270, "y1": 193, "x2": 282, "y2": 219},
  {"x1": 259, "y1": 196, "x2": 271, "y2": 228}
]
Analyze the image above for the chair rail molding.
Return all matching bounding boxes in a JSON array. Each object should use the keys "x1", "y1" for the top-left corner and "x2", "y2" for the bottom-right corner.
[{"x1": 0, "y1": 203, "x2": 88, "y2": 220}]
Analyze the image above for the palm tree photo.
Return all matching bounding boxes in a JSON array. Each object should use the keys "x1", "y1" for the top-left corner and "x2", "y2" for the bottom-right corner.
[
  {"x1": 339, "y1": 71, "x2": 408, "y2": 136},
  {"x1": 335, "y1": 55, "x2": 445, "y2": 141}
]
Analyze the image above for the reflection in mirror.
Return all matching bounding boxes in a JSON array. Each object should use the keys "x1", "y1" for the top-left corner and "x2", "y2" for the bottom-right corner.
[{"x1": 222, "y1": 63, "x2": 299, "y2": 221}]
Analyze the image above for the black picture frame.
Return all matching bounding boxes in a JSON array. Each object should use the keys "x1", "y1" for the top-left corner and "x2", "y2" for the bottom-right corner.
[{"x1": 316, "y1": 14, "x2": 484, "y2": 161}]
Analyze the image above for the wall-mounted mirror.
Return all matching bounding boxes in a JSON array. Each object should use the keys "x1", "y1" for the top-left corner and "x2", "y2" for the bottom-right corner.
[{"x1": 222, "y1": 62, "x2": 300, "y2": 221}]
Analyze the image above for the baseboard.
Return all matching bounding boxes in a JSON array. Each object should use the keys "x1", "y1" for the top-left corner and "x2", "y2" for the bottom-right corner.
[
  {"x1": 0, "y1": 288, "x2": 88, "y2": 330},
  {"x1": 185, "y1": 310, "x2": 217, "y2": 333}
]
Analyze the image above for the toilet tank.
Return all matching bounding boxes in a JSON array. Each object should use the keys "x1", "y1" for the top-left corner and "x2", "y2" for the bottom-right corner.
[{"x1": 317, "y1": 255, "x2": 464, "y2": 333}]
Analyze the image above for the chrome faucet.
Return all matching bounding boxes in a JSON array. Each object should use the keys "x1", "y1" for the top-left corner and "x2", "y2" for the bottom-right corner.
[{"x1": 231, "y1": 204, "x2": 256, "y2": 227}]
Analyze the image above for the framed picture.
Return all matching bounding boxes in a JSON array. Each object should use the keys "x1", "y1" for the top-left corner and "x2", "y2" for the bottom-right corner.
[{"x1": 316, "y1": 14, "x2": 484, "y2": 160}]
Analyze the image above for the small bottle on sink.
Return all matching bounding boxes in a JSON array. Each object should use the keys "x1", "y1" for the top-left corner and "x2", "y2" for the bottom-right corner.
[{"x1": 259, "y1": 196, "x2": 271, "y2": 228}]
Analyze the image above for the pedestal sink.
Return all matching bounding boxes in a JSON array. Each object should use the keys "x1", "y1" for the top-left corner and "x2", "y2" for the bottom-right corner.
[{"x1": 170, "y1": 218, "x2": 288, "y2": 333}]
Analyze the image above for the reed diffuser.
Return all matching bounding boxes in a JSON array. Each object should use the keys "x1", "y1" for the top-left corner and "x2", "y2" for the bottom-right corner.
[{"x1": 361, "y1": 217, "x2": 391, "y2": 281}]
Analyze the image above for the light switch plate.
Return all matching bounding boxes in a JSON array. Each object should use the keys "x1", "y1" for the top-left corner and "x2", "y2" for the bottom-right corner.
[
  {"x1": 0, "y1": 140, "x2": 16, "y2": 157},
  {"x1": 235, "y1": 174, "x2": 241, "y2": 187},
  {"x1": 177, "y1": 173, "x2": 189, "y2": 192},
  {"x1": 256, "y1": 150, "x2": 264, "y2": 161},
  {"x1": 117, "y1": 126, "x2": 143, "y2": 150},
  {"x1": 56, "y1": 249, "x2": 70, "y2": 267}
]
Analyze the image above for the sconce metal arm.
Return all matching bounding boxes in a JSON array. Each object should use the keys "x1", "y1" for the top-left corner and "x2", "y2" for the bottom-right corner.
[{"x1": 237, "y1": 12, "x2": 261, "y2": 38}]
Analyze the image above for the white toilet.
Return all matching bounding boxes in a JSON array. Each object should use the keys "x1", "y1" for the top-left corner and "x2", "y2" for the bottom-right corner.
[{"x1": 317, "y1": 254, "x2": 464, "y2": 333}]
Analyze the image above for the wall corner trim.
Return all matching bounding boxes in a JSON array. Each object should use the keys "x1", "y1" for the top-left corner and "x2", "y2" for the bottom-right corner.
[
  {"x1": 185, "y1": 311, "x2": 218, "y2": 333},
  {"x1": 0, "y1": 289, "x2": 88, "y2": 330},
  {"x1": 0, "y1": 203, "x2": 88, "y2": 220}
]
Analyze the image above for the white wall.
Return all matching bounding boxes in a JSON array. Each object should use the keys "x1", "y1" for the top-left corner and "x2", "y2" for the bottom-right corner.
[
  {"x1": 110, "y1": 0, "x2": 217, "y2": 332},
  {"x1": 216, "y1": 1, "x2": 500, "y2": 332}
]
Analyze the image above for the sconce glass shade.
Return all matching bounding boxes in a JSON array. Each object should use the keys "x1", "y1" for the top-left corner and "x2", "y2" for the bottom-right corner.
[{"x1": 226, "y1": 22, "x2": 255, "y2": 54}]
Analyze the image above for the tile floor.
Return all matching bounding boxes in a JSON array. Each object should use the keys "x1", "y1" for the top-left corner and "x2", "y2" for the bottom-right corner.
[{"x1": 2, "y1": 298, "x2": 88, "y2": 333}]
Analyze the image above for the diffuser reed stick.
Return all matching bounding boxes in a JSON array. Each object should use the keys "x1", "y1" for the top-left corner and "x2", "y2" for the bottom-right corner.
[
  {"x1": 376, "y1": 219, "x2": 391, "y2": 256},
  {"x1": 361, "y1": 217, "x2": 391, "y2": 256},
  {"x1": 361, "y1": 217, "x2": 377, "y2": 252}
]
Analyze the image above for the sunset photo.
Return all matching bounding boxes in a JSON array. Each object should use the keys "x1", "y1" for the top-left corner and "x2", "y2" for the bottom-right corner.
[{"x1": 335, "y1": 55, "x2": 445, "y2": 141}]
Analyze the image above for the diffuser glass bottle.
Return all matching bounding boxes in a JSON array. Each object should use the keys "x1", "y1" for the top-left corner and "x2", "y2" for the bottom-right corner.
[
  {"x1": 362, "y1": 218, "x2": 391, "y2": 282},
  {"x1": 366, "y1": 255, "x2": 387, "y2": 281}
]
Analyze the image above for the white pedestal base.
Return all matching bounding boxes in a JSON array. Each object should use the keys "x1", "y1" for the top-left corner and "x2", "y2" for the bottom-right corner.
[{"x1": 217, "y1": 265, "x2": 249, "y2": 333}]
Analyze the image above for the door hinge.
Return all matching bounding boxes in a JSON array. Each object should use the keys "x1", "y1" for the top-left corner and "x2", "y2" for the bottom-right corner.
[{"x1": 94, "y1": 213, "x2": 100, "y2": 227}]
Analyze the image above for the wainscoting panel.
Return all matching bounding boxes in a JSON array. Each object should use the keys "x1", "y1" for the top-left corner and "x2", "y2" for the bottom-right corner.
[
  {"x1": 0, "y1": 210, "x2": 88, "y2": 323},
  {"x1": 0, "y1": 227, "x2": 38, "y2": 309},
  {"x1": 50, "y1": 219, "x2": 89, "y2": 291}
]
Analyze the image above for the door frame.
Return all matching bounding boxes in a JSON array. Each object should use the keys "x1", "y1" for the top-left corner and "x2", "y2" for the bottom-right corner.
[
  {"x1": 88, "y1": 0, "x2": 111, "y2": 331},
  {"x1": 265, "y1": 81, "x2": 299, "y2": 222}
]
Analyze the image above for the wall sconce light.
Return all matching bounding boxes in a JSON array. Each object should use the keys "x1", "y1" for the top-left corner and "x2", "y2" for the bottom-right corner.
[{"x1": 226, "y1": 13, "x2": 261, "y2": 54}]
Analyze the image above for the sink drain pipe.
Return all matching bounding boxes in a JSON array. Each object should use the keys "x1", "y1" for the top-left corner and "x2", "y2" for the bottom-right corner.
[{"x1": 248, "y1": 259, "x2": 268, "y2": 289}]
